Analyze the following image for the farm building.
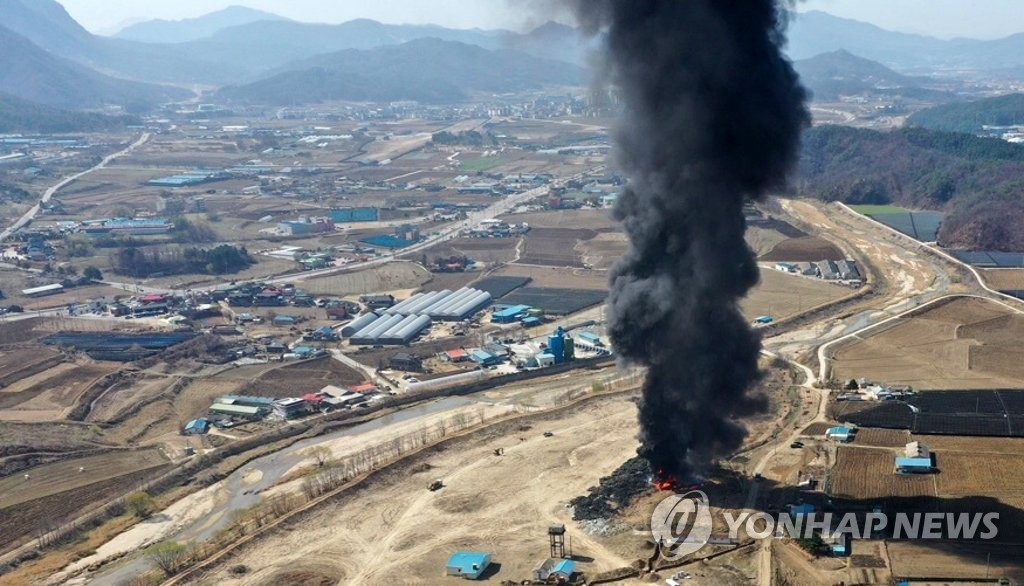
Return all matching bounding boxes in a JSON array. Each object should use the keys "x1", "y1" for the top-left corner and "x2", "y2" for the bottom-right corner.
[
  {"x1": 826, "y1": 426, "x2": 854, "y2": 443},
  {"x1": 491, "y1": 304, "x2": 531, "y2": 323},
  {"x1": 329, "y1": 207, "x2": 378, "y2": 222},
  {"x1": 774, "y1": 262, "x2": 797, "y2": 273},
  {"x1": 533, "y1": 559, "x2": 575, "y2": 582},
  {"x1": 384, "y1": 287, "x2": 493, "y2": 321},
  {"x1": 905, "y1": 441, "x2": 930, "y2": 459},
  {"x1": 522, "y1": 316, "x2": 542, "y2": 327},
  {"x1": 895, "y1": 457, "x2": 933, "y2": 474},
  {"x1": 577, "y1": 331, "x2": 603, "y2": 346},
  {"x1": 390, "y1": 352, "x2": 423, "y2": 371},
  {"x1": 470, "y1": 349, "x2": 503, "y2": 367},
  {"x1": 183, "y1": 418, "x2": 209, "y2": 435},
  {"x1": 22, "y1": 283, "x2": 64, "y2": 297},
  {"x1": 273, "y1": 315, "x2": 297, "y2": 326},
  {"x1": 208, "y1": 403, "x2": 263, "y2": 420},
  {"x1": 349, "y1": 313, "x2": 432, "y2": 346},
  {"x1": 360, "y1": 294, "x2": 396, "y2": 309},
  {"x1": 445, "y1": 551, "x2": 492, "y2": 580},
  {"x1": 273, "y1": 398, "x2": 307, "y2": 419},
  {"x1": 446, "y1": 348, "x2": 470, "y2": 362},
  {"x1": 341, "y1": 312, "x2": 380, "y2": 337},
  {"x1": 535, "y1": 353, "x2": 556, "y2": 368}
]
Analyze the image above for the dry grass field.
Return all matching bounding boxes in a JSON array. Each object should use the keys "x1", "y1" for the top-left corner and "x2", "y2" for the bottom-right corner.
[
  {"x1": 887, "y1": 541, "x2": 1024, "y2": 583},
  {"x1": 828, "y1": 446, "x2": 936, "y2": 500},
  {"x1": 741, "y1": 269, "x2": 852, "y2": 321},
  {"x1": 504, "y1": 208, "x2": 615, "y2": 230},
  {"x1": 301, "y1": 261, "x2": 431, "y2": 297},
  {"x1": 418, "y1": 237, "x2": 520, "y2": 264},
  {"x1": 832, "y1": 297, "x2": 1024, "y2": 389},
  {"x1": 578, "y1": 231, "x2": 627, "y2": 269},
  {"x1": 852, "y1": 427, "x2": 911, "y2": 448},
  {"x1": 979, "y1": 269, "x2": 1024, "y2": 291}
]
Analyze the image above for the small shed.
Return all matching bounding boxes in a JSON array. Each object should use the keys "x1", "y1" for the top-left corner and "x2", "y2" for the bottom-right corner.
[
  {"x1": 826, "y1": 426, "x2": 854, "y2": 443},
  {"x1": 273, "y1": 315, "x2": 297, "y2": 326},
  {"x1": 534, "y1": 558, "x2": 576, "y2": 581},
  {"x1": 445, "y1": 551, "x2": 492, "y2": 580},
  {"x1": 446, "y1": 348, "x2": 470, "y2": 362}
]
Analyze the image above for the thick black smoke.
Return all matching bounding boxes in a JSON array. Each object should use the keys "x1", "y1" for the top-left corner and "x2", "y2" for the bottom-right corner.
[{"x1": 570, "y1": 1, "x2": 808, "y2": 478}]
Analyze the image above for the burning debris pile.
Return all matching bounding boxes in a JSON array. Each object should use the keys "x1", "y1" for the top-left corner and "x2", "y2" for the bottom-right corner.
[
  {"x1": 569, "y1": 456, "x2": 653, "y2": 521},
  {"x1": 570, "y1": 1, "x2": 808, "y2": 479}
]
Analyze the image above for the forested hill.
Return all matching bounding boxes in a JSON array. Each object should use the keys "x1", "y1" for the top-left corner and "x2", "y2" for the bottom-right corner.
[
  {"x1": 907, "y1": 93, "x2": 1024, "y2": 134},
  {"x1": 798, "y1": 125, "x2": 1024, "y2": 251},
  {"x1": 0, "y1": 93, "x2": 139, "y2": 132}
]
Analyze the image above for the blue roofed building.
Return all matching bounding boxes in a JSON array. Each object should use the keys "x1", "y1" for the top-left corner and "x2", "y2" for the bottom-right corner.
[
  {"x1": 491, "y1": 304, "x2": 531, "y2": 323},
  {"x1": 183, "y1": 418, "x2": 209, "y2": 435},
  {"x1": 826, "y1": 426, "x2": 854, "y2": 443},
  {"x1": 329, "y1": 207, "x2": 378, "y2": 222},
  {"x1": 534, "y1": 558, "x2": 575, "y2": 581},
  {"x1": 895, "y1": 457, "x2": 933, "y2": 474},
  {"x1": 445, "y1": 551, "x2": 492, "y2": 580},
  {"x1": 470, "y1": 349, "x2": 503, "y2": 367}
]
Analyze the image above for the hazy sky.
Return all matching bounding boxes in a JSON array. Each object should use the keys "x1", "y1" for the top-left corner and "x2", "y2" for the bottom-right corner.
[{"x1": 57, "y1": 0, "x2": 1024, "y2": 40}]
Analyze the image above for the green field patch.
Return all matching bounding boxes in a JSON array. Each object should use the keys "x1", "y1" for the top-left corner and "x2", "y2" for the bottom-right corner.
[
  {"x1": 849, "y1": 204, "x2": 910, "y2": 215},
  {"x1": 458, "y1": 157, "x2": 505, "y2": 172}
]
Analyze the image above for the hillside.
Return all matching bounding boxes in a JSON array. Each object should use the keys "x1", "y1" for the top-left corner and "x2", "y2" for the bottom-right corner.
[
  {"x1": 793, "y1": 50, "x2": 950, "y2": 101},
  {"x1": 799, "y1": 125, "x2": 1024, "y2": 251},
  {"x1": 115, "y1": 6, "x2": 288, "y2": 43},
  {"x1": 0, "y1": 25, "x2": 187, "y2": 109},
  {"x1": 0, "y1": 0, "x2": 248, "y2": 84},
  {"x1": 217, "y1": 38, "x2": 584, "y2": 105},
  {"x1": 789, "y1": 10, "x2": 1024, "y2": 71},
  {"x1": 0, "y1": 93, "x2": 138, "y2": 132},
  {"x1": 907, "y1": 93, "x2": 1024, "y2": 134}
]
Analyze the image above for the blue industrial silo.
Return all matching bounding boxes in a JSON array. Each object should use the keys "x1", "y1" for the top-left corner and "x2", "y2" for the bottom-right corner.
[{"x1": 547, "y1": 327, "x2": 566, "y2": 364}]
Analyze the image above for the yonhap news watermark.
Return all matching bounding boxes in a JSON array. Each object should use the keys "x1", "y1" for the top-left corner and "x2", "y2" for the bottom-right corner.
[{"x1": 651, "y1": 491, "x2": 1000, "y2": 560}]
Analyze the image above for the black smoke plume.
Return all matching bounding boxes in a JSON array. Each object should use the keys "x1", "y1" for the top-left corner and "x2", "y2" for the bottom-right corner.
[{"x1": 570, "y1": 1, "x2": 808, "y2": 478}]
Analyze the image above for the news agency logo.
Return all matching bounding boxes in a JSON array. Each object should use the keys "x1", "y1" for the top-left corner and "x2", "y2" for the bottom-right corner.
[
  {"x1": 650, "y1": 490, "x2": 714, "y2": 560},
  {"x1": 651, "y1": 491, "x2": 1000, "y2": 558}
]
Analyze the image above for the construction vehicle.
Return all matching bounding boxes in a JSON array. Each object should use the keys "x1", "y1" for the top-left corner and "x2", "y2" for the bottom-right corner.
[{"x1": 428, "y1": 479, "x2": 444, "y2": 491}]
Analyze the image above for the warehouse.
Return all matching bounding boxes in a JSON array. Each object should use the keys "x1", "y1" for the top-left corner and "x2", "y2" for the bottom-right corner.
[
  {"x1": 445, "y1": 551, "x2": 492, "y2": 580},
  {"x1": 895, "y1": 456, "x2": 933, "y2": 474},
  {"x1": 491, "y1": 304, "x2": 531, "y2": 323}
]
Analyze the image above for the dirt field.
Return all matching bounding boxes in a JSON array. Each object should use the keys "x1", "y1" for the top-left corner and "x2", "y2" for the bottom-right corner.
[
  {"x1": 85, "y1": 375, "x2": 177, "y2": 423},
  {"x1": 301, "y1": 262, "x2": 431, "y2": 297},
  {"x1": 504, "y1": 208, "x2": 615, "y2": 230},
  {"x1": 0, "y1": 359, "x2": 119, "y2": 422},
  {"x1": 492, "y1": 264, "x2": 609, "y2": 291},
  {"x1": 851, "y1": 428, "x2": 911, "y2": 448},
  {"x1": 759, "y1": 236, "x2": 845, "y2": 262},
  {"x1": 887, "y1": 541, "x2": 1024, "y2": 583},
  {"x1": 980, "y1": 268, "x2": 1024, "y2": 291},
  {"x1": 0, "y1": 448, "x2": 170, "y2": 551},
  {"x1": 185, "y1": 395, "x2": 644, "y2": 585},
  {"x1": 418, "y1": 237, "x2": 521, "y2": 264},
  {"x1": 827, "y1": 445, "x2": 936, "y2": 500},
  {"x1": 741, "y1": 269, "x2": 852, "y2": 321},
  {"x1": 578, "y1": 231, "x2": 627, "y2": 269},
  {"x1": 832, "y1": 297, "x2": 1024, "y2": 389},
  {"x1": 245, "y1": 356, "x2": 367, "y2": 398},
  {"x1": 518, "y1": 227, "x2": 597, "y2": 267}
]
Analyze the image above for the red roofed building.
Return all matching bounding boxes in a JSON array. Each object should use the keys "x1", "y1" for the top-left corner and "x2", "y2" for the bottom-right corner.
[
  {"x1": 139, "y1": 293, "x2": 167, "y2": 303},
  {"x1": 303, "y1": 392, "x2": 326, "y2": 405},
  {"x1": 351, "y1": 383, "x2": 378, "y2": 394},
  {"x1": 446, "y1": 348, "x2": 470, "y2": 362}
]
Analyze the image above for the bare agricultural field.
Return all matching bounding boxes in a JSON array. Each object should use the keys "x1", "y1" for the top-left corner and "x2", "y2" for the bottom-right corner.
[
  {"x1": 578, "y1": 231, "x2": 627, "y2": 269},
  {"x1": 419, "y1": 237, "x2": 520, "y2": 264},
  {"x1": 886, "y1": 541, "x2": 1024, "y2": 584},
  {"x1": 832, "y1": 297, "x2": 1024, "y2": 389},
  {"x1": 518, "y1": 227, "x2": 597, "y2": 267},
  {"x1": 418, "y1": 271, "x2": 480, "y2": 293},
  {"x1": 85, "y1": 375, "x2": 177, "y2": 423},
  {"x1": 852, "y1": 428, "x2": 911, "y2": 448},
  {"x1": 0, "y1": 360, "x2": 120, "y2": 422},
  {"x1": 505, "y1": 208, "x2": 615, "y2": 230},
  {"x1": 759, "y1": 236, "x2": 845, "y2": 262},
  {"x1": 245, "y1": 356, "x2": 366, "y2": 398},
  {"x1": 741, "y1": 269, "x2": 851, "y2": 321},
  {"x1": 979, "y1": 268, "x2": 1024, "y2": 291},
  {"x1": 492, "y1": 264, "x2": 609, "y2": 291},
  {"x1": 0, "y1": 346, "x2": 62, "y2": 385},
  {"x1": 828, "y1": 446, "x2": 935, "y2": 500},
  {"x1": 300, "y1": 261, "x2": 431, "y2": 297}
]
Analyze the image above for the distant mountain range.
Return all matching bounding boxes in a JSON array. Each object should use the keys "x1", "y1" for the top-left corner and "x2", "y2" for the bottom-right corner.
[
  {"x1": 788, "y1": 10, "x2": 1024, "y2": 71},
  {"x1": 792, "y1": 50, "x2": 955, "y2": 102},
  {"x1": 908, "y1": 93, "x2": 1024, "y2": 133},
  {"x1": 217, "y1": 38, "x2": 585, "y2": 105},
  {"x1": 0, "y1": 24, "x2": 188, "y2": 109},
  {"x1": 0, "y1": 93, "x2": 138, "y2": 132},
  {"x1": 115, "y1": 6, "x2": 289, "y2": 43}
]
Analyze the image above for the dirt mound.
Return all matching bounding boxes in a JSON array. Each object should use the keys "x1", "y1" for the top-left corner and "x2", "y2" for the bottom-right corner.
[{"x1": 759, "y1": 236, "x2": 844, "y2": 262}]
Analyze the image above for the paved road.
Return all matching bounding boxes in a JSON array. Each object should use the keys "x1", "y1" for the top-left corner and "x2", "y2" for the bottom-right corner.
[{"x1": 0, "y1": 133, "x2": 151, "y2": 242}]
